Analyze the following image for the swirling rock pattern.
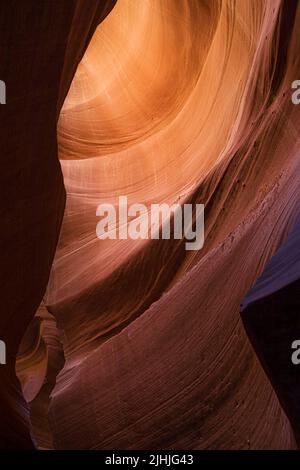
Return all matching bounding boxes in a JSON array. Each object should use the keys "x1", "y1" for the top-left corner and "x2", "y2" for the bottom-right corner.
[{"x1": 1, "y1": 0, "x2": 299, "y2": 449}]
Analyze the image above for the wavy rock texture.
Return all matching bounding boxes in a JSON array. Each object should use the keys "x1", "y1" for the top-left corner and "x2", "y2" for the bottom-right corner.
[
  {"x1": 17, "y1": 304, "x2": 65, "y2": 450},
  {"x1": 2, "y1": 0, "x2": 300, "y2": 450}
]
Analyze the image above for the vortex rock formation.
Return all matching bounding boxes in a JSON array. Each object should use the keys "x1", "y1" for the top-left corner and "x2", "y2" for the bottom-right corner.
[{"x1": 1, "y1": 0, "x2": 300, "y2": 450}]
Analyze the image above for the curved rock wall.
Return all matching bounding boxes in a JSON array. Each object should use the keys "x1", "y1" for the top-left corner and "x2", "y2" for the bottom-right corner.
[
  {"x1": 47, "y1": 0, "x2": 300, "y2": 449},
  {"x1": 0, "y1": 0, "x2": 116, "y2": 449},
  {"x1": 1, "y1": 0, "x2": 299, "y2": 450}
]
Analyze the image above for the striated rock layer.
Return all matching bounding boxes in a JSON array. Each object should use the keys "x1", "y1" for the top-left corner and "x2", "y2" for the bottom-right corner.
[
  {"x1": 46, "y1": 0, "x2": 299, "y2": 449},
  {"x1": 1, "y1": 0, "x2": 299, "y2": 450}
]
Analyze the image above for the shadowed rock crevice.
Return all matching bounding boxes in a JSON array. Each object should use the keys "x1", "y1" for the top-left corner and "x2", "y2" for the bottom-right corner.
[{"x1": 0, "y1": 0, "x2": 117, "y2": 449}]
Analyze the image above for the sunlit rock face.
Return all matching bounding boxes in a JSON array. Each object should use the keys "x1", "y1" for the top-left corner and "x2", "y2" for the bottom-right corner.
[{"x1": 10, "y1": 0, "x2": 300, "y2": 449}]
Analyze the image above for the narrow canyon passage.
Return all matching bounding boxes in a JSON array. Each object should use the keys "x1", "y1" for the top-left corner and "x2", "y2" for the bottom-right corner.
[{"x1": 1, "y1": 0, "x2": 299, "y2": 450}]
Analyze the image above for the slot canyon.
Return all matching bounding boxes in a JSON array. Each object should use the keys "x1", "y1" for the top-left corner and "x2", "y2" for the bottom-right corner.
[{"x1": 0, "y1": 0, "x2": 300, "y2": 450}]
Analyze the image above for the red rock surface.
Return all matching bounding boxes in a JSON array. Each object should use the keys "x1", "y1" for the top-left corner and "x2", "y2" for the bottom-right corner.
[
  {"x1": 1, "y1": 0, "x2": 300, "y2": 450},
  {"x1": 0, "y1": 0, "x2": 116, "y2": 449}
]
